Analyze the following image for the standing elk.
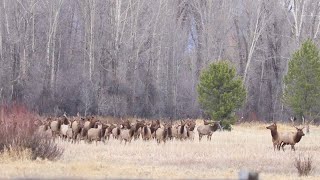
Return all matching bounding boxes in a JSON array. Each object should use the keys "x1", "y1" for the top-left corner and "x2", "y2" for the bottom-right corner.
[
  {"x1": 71, "y1": 118, "x2": 84, "y2": 143},
  {"x1": 197, "y1": 121, "x2": 221, "y2": 141},
  {"x1": 186, "y1": 120, "x2": 196, "y2": 140},
  {"x1": 81, "y1": 116, "x2": 98, "y2": 140},
  {"x1": 104, "y1": 124, "x2": 116, "y2": 141},
  {"x1": 131, "y1": 120, "x2": 145, "y2": 140},
  {"x1": 50, "y1": 117, "x2": 62, "y2": 140},
  {"x1": 112, "y1": 124, "x2": 121, "y2": 139},
  {"x1": 119, "y1": 127, "x2": 134, "y2": 145},
  {"x1": 155, "y1": 123, "x2": 171, "y2": 144},
  {"x1": 266, "y1": 122, "x2": 281, "y2": 151},
  {"x1": 176, "y1": 120, "x2": 188, "y2": 140},
  {"x1": 37, "y1": 119, "x2": 52, "y2": 138},
  {"x1": 141, "y1": 122, "x2": 152, "y2": 141},
  {"x1": 150, "y1": 120, "x2": 160, "y2": 139},
  {"x1": 278, "y1": 126, "x2": 305, "y2": 151},
  {"x1": 87, "y1": 122, "x2": 109, "y2": 145}
]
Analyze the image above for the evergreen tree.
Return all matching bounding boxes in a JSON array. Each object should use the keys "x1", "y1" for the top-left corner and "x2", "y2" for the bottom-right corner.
[
  {"x1": 197, "y1": 61, "x2": 246, "y2": 130},
  {"x1": 284, "y1": 39, "x2": 320, "y2": 120}
]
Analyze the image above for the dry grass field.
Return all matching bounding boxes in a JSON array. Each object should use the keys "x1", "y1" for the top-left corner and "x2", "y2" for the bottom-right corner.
[{"x1": 0, "y1": 121, "x2": 319, "y2": 179}]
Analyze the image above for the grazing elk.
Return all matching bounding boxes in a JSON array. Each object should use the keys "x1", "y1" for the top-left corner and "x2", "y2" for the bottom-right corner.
[{"x1": 197, "y1": 121, "x2": 220, "y2": 141}]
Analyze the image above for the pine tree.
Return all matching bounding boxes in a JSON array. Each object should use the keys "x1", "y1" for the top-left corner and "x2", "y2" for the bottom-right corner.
[
  {"x1": 197, "y1": 61, "x2": 246, "y2": 130},
  {"x1": 284, "y1": 39, "x2": 320, "y2": 120}
]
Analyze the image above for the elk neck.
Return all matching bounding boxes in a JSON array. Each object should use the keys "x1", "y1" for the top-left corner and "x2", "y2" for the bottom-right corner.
[{"x1": 270, "y1": 128, "x2": 278, "y2": 140}]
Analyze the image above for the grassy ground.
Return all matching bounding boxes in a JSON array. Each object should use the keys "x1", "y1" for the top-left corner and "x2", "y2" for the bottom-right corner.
[{"x1": 0, "y1": 121, "x2": 319, "y2": 179}]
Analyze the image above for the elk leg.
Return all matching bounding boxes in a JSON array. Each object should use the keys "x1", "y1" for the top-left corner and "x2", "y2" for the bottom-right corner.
[{"x1": 281, "y1": 143, "x2": 285, "y2": 151}]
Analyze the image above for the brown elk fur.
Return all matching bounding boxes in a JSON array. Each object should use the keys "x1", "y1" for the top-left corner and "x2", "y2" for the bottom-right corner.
[
  {"x1": 131, "y1": 120, "x2": 145, "y2": 140},
  {"x1": 203, "y1": 119, "x2": 210, "y2": 125},
  {"x1": 278, "y1": 127, "x2": 305, "y2": 151},
  {"x1": 266, "y1": 123, "x2": 280, "y2": 151},
  {"x1": 150, "y1": 120, "x2": 160, "y2": 134},
  {"x1": 121, "y1": 119, "x2": 131, "y2": 129}
]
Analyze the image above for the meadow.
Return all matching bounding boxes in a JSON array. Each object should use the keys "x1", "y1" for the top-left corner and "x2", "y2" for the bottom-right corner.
[{"x1": 0, "y1": 121, "x2": 319, "y2": 179}]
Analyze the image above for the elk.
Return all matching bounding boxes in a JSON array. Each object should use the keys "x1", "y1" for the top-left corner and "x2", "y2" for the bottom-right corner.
[
  {"x1": 197, "y1": 121, "x2": 220, "y2": 141},
  {"x1": 155, "y1": 123, "x2": 171, "y2": 144},
  {"x1": 141, "y1": 122, "x2": 152, "y2": 141},
  {"x1": 50, "y1": 117, "x2": 62, "y2": 140},
  {"x1": 119, "y1": 128, "x2": 134, "y2": 145},
  {"x1": 266, "y1": 122, "x2": 281, "y2": 151},
  {"x1": 278, "y1": 127, "x2": 305, "y2": 151},
  {"x1": 150, "y1": 120, "x2": 160, "y2": 139},
  {"x1": 112, "y1": 124, "x2": 121, "y2": 139},
  {"x1": 131, "y1": 120, "x2": 145, "y2": 140},
  {"x1": 176, "y1": 120, "x2": 188, "y2": 140},
  {"x1": 71, "y1": 118, "x2": 84, "y2": 143},
  {"x1": 87, "y1": 122, "x2": 109, "y2": 145},
  {"x1": 66, "y1": 125, "x2": 73, "y2": 142},
  {"x1": 37, "y1": 119, "x2": 52, "y2": 138},
  {"x1": 81, "y1": 116, "x2": 98, "y2": 139},
  {"x1": 186, "y1": 120, "x2": 196, "y2": 140},
  {"x1": 104, "y1": 124, "x2": 116, "y2": 141},
  {"x1": 60, "y1": 123, "x2": 69, "y2": 141}
]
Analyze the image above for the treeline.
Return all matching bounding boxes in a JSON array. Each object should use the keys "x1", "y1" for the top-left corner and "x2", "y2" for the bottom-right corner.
[{"x1": 0, "y1": 0, "x2": 319, "y2": 121}]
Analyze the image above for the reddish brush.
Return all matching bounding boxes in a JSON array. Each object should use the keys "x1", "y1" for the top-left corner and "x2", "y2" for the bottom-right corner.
[
  {"x1": 0, "y1": 104, "x2": 38, "y2": 140},
  {"x1": 0, "y1": 104, "x2": 63, "y2": 161}
]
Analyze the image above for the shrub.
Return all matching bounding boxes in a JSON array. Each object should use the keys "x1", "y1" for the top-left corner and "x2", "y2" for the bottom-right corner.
[
  {"x1": 0, "y1": 104, "x2": 64, "y2": 161},
  {"x1": 294, "y1": 154, "x2": 314, "y2": 176}
]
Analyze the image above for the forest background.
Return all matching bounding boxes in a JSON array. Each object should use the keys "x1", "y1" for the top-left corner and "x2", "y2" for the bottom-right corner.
[{"x1": 0, "y1": 0, "x2": 318, "y2": 122}]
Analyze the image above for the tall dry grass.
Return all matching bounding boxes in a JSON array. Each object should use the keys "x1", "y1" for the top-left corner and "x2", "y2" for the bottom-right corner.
[{"x1": 0, "y1": 120, "x2": 319, "y2": 179}]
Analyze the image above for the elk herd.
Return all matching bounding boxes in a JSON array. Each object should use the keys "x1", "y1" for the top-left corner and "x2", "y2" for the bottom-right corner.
[
  {"x1": 36, "y1": 114, "x2": 222, "y2": 145},
  {"x1": 36, "y1": 113, "x2": 308, "y2": 152}
]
